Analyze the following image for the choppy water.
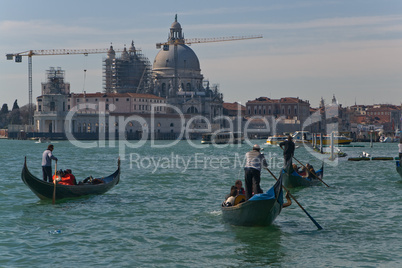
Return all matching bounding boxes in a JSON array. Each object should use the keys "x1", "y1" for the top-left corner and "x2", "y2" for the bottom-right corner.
[{"x1": 1, "y1": 139, "x2": 401, "y2": 267}]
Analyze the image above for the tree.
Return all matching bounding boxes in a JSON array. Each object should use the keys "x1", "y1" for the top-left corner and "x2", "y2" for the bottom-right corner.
[
  {"x1": 12, "y1": 99, "x2": 19, "y2": 111},
  {"x1": 0, "y1": 103, "x2": 9, "y2": 114}
]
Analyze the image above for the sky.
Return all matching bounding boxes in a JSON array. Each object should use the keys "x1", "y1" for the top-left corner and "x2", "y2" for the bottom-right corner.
[{"x1": 1, "y1": 0, "x2": 401, "y2": 109}]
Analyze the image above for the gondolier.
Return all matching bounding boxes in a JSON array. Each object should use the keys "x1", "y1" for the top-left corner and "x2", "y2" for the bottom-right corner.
[
  {"x1": 279, "y1": 135, "x2": 295, "y2": 167},
  {"x1": 42, "y1": 144, "x2": 58, "y2": 182},
  {"x1": 244, "y1": 144, "x2": 267, "y2": 200}
]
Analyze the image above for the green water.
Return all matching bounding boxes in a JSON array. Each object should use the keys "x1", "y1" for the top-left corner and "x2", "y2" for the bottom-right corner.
[{"x1": 1, "y1": 139, "x2": 401, "y2": 267}]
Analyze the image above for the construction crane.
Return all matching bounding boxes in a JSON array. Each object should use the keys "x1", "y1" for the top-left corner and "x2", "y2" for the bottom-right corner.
[
  {"x1": 156, "y1": 35, "x2": 263, "y2": 48},
  {"x1": 6, "y1": 47, "x2": 125, "y2": 125},
  {"x1": 155, "y1": 34, "x2": 263, "y2": 96}
]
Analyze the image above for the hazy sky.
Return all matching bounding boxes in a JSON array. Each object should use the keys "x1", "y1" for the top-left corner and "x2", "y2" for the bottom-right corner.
[{"x1": 1, "y1": 0, "x2": 401, "y2": 109}]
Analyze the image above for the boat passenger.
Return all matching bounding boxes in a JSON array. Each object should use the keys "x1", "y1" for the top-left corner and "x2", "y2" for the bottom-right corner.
[
  {"x1": 292, "y1": 163, "x2": 301, "y2": 174},
  {"x1": 235, "y1": 179, "x2": 245, "y2": 195},
  {"x1": 42, "y1": 144, "x2": 58, "y2": 182},
  {"x1": 306, "y1": 163, "x2": 317, "y2": 178},
  {"x1": 223, "y1": 186, "x2": 238, "y2": 207},
  {"x1": 53, "y1": 169, "x2": 77, "y2": 185},
  {"x1": 244, "y1": 144, "x2": 267, "y2": 200}
]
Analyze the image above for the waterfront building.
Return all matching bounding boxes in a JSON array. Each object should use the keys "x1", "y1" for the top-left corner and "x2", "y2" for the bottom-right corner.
[
  {"x1": 245, "y1": 96, "x2": 311, "y2": 136},
  {"x1": 34, "y1": 67, "x2": 187, "y2": 139}
]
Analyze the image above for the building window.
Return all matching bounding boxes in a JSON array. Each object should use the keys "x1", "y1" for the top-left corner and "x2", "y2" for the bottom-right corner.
[
  {"x1": 116, "y1": 98, "x2": 119, "y2": 101},
  {"x1": 38, "y1": 105, "x2": 42, "y2": 111},
  {"x1": 77, "y1": 99, "x2": 80, "y2": 102},
  {"x1": 126, "y1": 98, "x2": 129, "y2": 101},
  {"x1": 50, "y1": 102, "x2": 55, "y2": 111}
]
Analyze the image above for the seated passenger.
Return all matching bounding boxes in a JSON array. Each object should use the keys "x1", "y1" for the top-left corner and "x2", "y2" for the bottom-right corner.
[
  {"x1": 306, "y1": 163, "x2": 316, "y2": 178},
  {"x1": 235, "y1": 179, "x2": 245, "y2": 195},
  {"x1": 53, "y1": 169, "x2": 77, "y2": 185},
  {"x1": 223, "y1": 186, "x2": 238, "y2": 207}
]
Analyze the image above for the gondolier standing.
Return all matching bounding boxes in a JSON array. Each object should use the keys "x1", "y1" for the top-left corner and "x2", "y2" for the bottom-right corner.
[
  {"x1": 399, "y1": 139, "x2": 402, "y2": 160},
  {"x1": 42, "y1": 144, "x2": 58, "y2": 182},
  {"x1": 279, "y1": 135, "x2": 295, "y2": 167},
  {"x1": 244, "y1": 144, "x2": 267, "y2": 200}
]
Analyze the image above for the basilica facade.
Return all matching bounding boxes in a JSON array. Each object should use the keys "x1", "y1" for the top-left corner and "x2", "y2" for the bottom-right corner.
[{"x1": 33, "y1": 16, "x2": 224, "y2": 139}]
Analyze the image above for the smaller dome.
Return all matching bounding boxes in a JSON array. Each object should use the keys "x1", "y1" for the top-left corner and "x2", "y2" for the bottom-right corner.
[
  {"x1": 171, "y1": 21, "x2": 181, "y2": 29},
  {"x1": 171, "y1": 14, "x2": 181, "y2": 29}
]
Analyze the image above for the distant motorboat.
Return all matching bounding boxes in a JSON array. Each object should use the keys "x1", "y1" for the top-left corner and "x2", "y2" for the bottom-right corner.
[
  {"x1": 35, "y1": 137, "x2": 51, "y2": 143},
  {"x1": 265, "y1": 135, "x2": 287, "y2": 145},
  {"x1": 379, "y1": 136, "x2": 392, "y2": 143},
  {"x1": 201, "y1": 132, "x2": 244, "y2": 144}
]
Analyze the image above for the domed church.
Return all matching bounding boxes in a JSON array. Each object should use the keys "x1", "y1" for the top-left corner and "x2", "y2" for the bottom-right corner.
[{"x1": 152, "y1": 15, "x2": 223, "y2": 122}]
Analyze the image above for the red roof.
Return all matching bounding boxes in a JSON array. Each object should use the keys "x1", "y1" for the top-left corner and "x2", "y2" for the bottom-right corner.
[{"x1": 223, "y1": 102, "x2": 245, "y2": 111}]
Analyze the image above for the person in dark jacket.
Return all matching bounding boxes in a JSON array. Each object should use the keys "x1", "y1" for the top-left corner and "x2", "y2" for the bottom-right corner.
[{"x1": 279, "y1": 135, "x2": 295, "y2": 167}]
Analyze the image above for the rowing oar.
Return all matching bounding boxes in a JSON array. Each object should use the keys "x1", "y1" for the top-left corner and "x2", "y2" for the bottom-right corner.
[
  {"x1": 265, "y1": 167, "x2": 323, "y2": 230},
  {"x1": 293, "y1": 156, "x2": 330, "y2": 187},
  {"x1": 52, "y1": 161, "x2": 57, "y2": 205}
]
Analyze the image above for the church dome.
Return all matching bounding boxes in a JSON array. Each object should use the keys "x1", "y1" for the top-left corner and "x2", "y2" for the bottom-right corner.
[{"x1": 153, "y1": 44, "x2": 200, "y2": 71}]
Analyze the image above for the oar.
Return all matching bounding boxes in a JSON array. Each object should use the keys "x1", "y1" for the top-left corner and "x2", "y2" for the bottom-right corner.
[
  {"x1": 265, "y1": 167, "x2": 323, "y2": 230},
  {"x1": 52, "y1": 161, "x2": 57, "y2": 205},
  {"x1": 292, "y1": 156, "x2": 330, "y2": 187}
]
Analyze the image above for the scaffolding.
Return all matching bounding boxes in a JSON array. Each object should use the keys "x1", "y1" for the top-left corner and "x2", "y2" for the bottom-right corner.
[{"x1": 103, "y1": 42, "x2": 152, "y2": 93}]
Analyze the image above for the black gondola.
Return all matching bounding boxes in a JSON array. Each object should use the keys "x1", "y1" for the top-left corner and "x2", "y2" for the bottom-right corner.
[{"x1": 21, "y1": 157, "x2": 120, "y2": 200}]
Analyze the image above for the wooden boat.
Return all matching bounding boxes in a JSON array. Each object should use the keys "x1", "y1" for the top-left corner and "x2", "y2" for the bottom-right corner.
[
  {"x1": 397, "y1": 161, "x2": 402, "y2": 178},
  {"x1": 221, "y1": 175, "x2": 283, "y2": 226},
  {"x1": 21, "y1": 157, "x2": 120, "y2": 200},
  {"x1": 282, "y1": 161, "x2": 324, "y2": 188}
]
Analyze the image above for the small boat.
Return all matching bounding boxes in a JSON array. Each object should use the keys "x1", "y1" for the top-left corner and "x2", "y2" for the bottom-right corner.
[
  {"x1": 282, "y1": 161, "x2": 324, "y2": 188},
  {"x1": 201, "y1": 132, "x2": 244, "y2": 144},
  {"x1": 221, "y1": 175, "x2": 283, "y2": 226},
  {"x1": 265, "y1": 135, "x2": 287, "y2": 145},
  {"x1": 396, "y1": 161, "x2": 402, "y2": 178},
  {"x1": 379, "y1": 136, "x2": 392, "y2": 143},
  {"x1": 21, "y1": 157, "x2": 120, "y2": 200}
]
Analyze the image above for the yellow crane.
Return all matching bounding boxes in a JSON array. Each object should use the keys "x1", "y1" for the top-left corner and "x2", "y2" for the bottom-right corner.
[
  {"x1": 156, "y1": 35, "x2": 263, "y2": 48},
  {"x1": 6, "y1": 47, "x2": 125, "y2": 125}
]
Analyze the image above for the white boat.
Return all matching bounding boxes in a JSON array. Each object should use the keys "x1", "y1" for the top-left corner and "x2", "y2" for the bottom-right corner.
[
  {"x1": 201, "y1": 132, "x2": 244, "y2": 144},
  {"x1": 265, "y1": 135, "x2": 287, "y2": 145},
  {"x1": 379, "y1": 136, "x2": 392, "y2": 143}
]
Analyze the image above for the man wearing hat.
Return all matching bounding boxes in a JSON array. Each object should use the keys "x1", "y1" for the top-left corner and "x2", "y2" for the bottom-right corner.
[
  {"x1": 244, "y1": 144, "x2": 267, "y2": 200},
  {"x1": 279, "y1": 135, "x2": 295, "y2": 167}
]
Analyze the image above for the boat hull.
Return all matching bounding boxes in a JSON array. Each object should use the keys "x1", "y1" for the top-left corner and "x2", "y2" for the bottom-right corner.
[
  {"x1": 221, "y1": 176, "x2": 283, "y2": 226},
  {"x1": 282, "y1": 162, "x2": 324, "y2": 188},
  {"x1": 221, "y1": 199, "x2": 282, "y2": 226},
  {"x1": 397, "y1": 161, "x2": 402, "y2": 179},
  {"x1": 21, "y1": 158, "x2": 120, "y2": 200}
]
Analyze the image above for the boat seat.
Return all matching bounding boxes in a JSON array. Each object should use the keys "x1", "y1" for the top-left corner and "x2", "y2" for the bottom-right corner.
[{"x1": 234, "y1": 194, "x2": 246, "y2": 205}]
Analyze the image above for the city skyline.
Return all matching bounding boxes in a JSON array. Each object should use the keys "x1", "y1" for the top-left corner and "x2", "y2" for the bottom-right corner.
[{"x1": 1, "y1": 0, "x2": 401, "y2": 109}]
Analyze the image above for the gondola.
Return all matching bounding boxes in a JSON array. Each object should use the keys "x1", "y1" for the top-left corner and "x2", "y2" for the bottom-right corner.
[
  {"x1": 221, "y1": 174, "x2": 283, "y2": 226},
  {"x1": 397, "y1": 161, "x2": 402, "y2": 179},
  {"x1": 21, "y1": 157, "x2": 120, "y2": 200},
  {"x1": 282, "y1": 161, "x2": 324, "y2": 188}
]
